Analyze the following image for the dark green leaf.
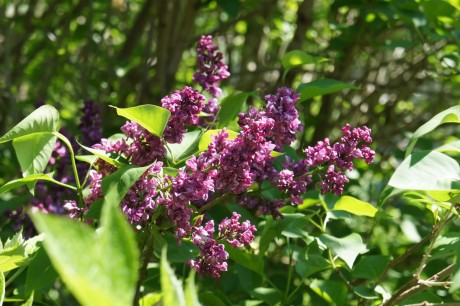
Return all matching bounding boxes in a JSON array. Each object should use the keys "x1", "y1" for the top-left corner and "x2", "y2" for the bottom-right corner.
[
  {"x1": 353, "y1": 286, "x2": 379, "y2": 300},
  {"x1": 295, "y1": 254, "x2": 331, "y2": 278},
  {"x1": 251, "y1": 287, "x2": 282, "y2": 306},
  {"x1": 217, "y1": 92, "x2": 249, "y2": 128},
  {"x1": 21, "y1": 291, "x2": 34, "y2": 306},
  {"x1": 388, "y1": 150, "x2": 460, "y2": 191},
  {"x1": 167, "y1": 130, "x2": 203, "y2": 163},
  {"x1": 112, "y1": 105, "x2": 171, "y2": 137},
  {"x1": 199, "y1": 292, "x2": 226, "y2": 306},
  {"x1": 25, "y1": 248, "x2": 57, "y2": 296},
  {"x1": 216, "y1": 0, "x2": 241, "y2": 17},
  {"x1": 310, "y1": 279, "x2": 348, "y2": 306},
  {"x1": 225, "y1": 243, "x2": 264, "y2": 276},
  {"x1": 297, "y1": 79, "x2": 357, "y2": 102},
  {"x1": 352, "y1": 255, "x2": 391, "y2": 280}
]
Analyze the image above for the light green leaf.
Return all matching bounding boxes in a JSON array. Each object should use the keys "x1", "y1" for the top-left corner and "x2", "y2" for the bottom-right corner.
[
  {"x1": 0, "y1": 105, "x2": 59, "y2": 143},
  {"x1": 297, "y1": 79, "x2": 357, "y2": 102},
  {"x1": 161, "y1": 248, "x2": 185, "y2": 306},
  {"x1": 139, "y1": 292, "x2": 162, "y2": 306},
  {"x1": 318, "y1": 233, "x2": 368, "y2": 269},
  {"x1": 80, "y1": 143, "x2": 126, "y2": 168},
  {"x1": 198, "y1": 129, "x2": 238, "y2": 152},
  {"x1": 388, "y1": 150, "x2": 460, "y2": 191},
  {"x1": 310, "y1": 279, "x2": 348, "y2": 306},
  {"x1": 405, "y1": 105, "x2": 460, "y2": 157},
  {"x1": 75, "y1": 155, "x2": 99, "y2": 164},
  {"x1": 111, "y1": 105, "x2": 171, "y2": 137},
  {"x1": 167, "y1": 130, "x2": 203, "y2": 163},
  {"x1": 333, "y1": 196, "x2": 377, "y2": 217},
  {"x1": 217, "y1": 92, "x2": 249, "y2": 128},
  {"x1": 185, "y1": 270, "x2": 201, "y2": 306},
  {"x1": 0, "y1": 173, "x2": 71, "y2": 196},
  {"x1": 0, "y1": 271, "x2": 4, "y2": 305},
  {"x1": 447, "y1": 0, "x2": 460, "y2": 11},
  {"x1": 21, "y1": 291, "x2": 34, "y2": 306},
  {"x1": 30, "y1": 199, "x2": 139, "y2": 306},
  {"x1": 352, "y1": 255, "x2": 391, "y2": 280},
  {"x1": 437, "y1": 140, "x2": 460, "y2": 153},
  {"x1": 0, "y1": 231, "x2": 43, "y2": 272},
  {"x1": 12, "y1": 133, "x2": 57, "y2": 177},
  {"x1": 281, "y1": 50, "x2": 327, "y2": 70}
]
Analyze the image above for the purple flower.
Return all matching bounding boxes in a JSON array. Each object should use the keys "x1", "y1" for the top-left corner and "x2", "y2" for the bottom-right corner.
[
  {"x1": 193, "y1": 35, "x2": 230, "y2": 97},
  {"x1": 218, "y1": 212, "x2": 256, "y2": 247},
  {"x1": 237, "y1": 195, "x2": 285, "y2": 219},
  {"x1": 162, "y1": 86, "x2": 205, "y2": 143},
  {"x1": 79, "y1": 100, "x2": 103, "y2": 146}
]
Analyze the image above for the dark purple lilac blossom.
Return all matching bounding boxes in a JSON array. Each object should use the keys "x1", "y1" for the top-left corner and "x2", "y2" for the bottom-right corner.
[
  {"x1": 264, "y1": 87, "x2": 303, "y2": 149},
  {"x1": 237, "y1": 195, "x2": 285, "y2": 219},
  {"x1": 161, "y1": 86, "x2": 206, "y2": 143},
  {"x1": 79, "y1": 100, "x2": 103, "y2": 146},
  {"x1": 218, "y1": 212, "x2": 256, "y2": 247},
  {"x1": 193, "y1": 35, "x2": 230, "y2": 97}
]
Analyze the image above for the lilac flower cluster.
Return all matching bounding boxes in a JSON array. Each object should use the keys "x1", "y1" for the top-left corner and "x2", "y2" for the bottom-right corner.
[
  {"x1": 274, "y1": 124, "x2": 375, "y2": 202},
  {"x1": 189, "y1": 213, "x2": 256, "y2": 278},
  {"x1": 79, "y1": 100, "x2": 103, "y2": 146},
  {"x1": 193, "y1": 35, "x2": 230, "y2": 97},
  {"x1": 161, "y1": 86, "x2": 205, "y2": 143}
]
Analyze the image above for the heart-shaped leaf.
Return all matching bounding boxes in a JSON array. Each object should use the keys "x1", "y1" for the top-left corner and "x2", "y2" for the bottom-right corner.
[
  {"x1": 112, "y1": 105, "x2": 171, "y2": 137},
  {"x1": 318, "y1": 233, "x2": 368, "y2": 269}
]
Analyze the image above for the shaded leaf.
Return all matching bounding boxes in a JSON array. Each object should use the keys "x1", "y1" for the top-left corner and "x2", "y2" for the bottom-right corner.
[
  {"x1": 389, "y1": 150, "x2": 460, "y2": 191},
  {"x1": 281, "y1": 50, "x2": 327, "y2": 70},
  {"x1": 225, "y1": 243, "x2": 264, "y2": 276},
  {"x1": 217, "y1": 92, "x2": 249, "y2": 128},
  {"x1": 25, "y1": 248, "x2": 57, "y2": 296},
  {"x1": 297, "y1": 79, "x2": 357, "y2": 102},
  {"x1": 21, "y1": 291, "x2": 34, "y2": 306},
  {"x1": 111, "y1": 105, "x2": 171, "y2": 137},
  {"x1": 167, "y1": 130, "x2": 203, "y2": 163},
  {"x1": 310, "y1": 279, "x2": 347, "y2": 306},
  {"x1": 352, "y1": 255, "x2": 391, "y2": 280},
  {"x1": 295, "y1": 254, "x2": 331, "y2": 278}
]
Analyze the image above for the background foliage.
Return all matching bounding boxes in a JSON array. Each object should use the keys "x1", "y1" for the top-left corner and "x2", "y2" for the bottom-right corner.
[{"x1": 1, "y1": 0, "x2": 460, "y2": 305}]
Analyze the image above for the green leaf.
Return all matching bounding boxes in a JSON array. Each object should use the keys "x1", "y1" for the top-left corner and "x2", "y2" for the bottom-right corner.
[
  {"x1": 297, "y1": 79, "x2": 357, "y2": 102},
  {"x1": 405, "y1": 105, "x2": 460, "y2": 157},
  {"x1": 318, "y1": 233, "x2": 368, "y2": 269},
  {"x1": 25, "y1": 248, "x2": 57, "y2": 296},
  {"x1": 436, "y1": 140, "x2": 460, "y2": 153},
  {"x1": 21, "y1": 291, "x2": 34, "y2": 306},
  {"x1": 101, "y1": 164, "x2": 151, "y2": 207},
  {"x1": 111, "y1": 105, "x2": 171, "y2": 137},
  {"x1": 167, "y1": 130, "x2": 203, "y2": 163},
  {"x1": 251, "y1": 287, "x2": 282, "y2": 306},
  {"x1": 225, "y1": 243, "x2": 264, "y2": 276},
  {"x1": 295, "y1": 254, "x2": 331, "y2": 278},
  {"x1": 310, "y1": 279, "x2": 348, "y2": 306},
  {"x1": 216, "y1": 0, "x2": 241, "y2": 17},
  {"x1": 281, "y1": 50, "x2": 327, "y2": 70},
  {"x1": 353, "y1": 286, "x2": 379, "y2": 300},
  {"x1": 352, "y1": 255, "x2": 391, "y2": 280},
  {"x1": 12, "y1": 133, "x2": 57, "y2": 177},
  {"x1": 75, "y1": 155, "x2": 99, "y2": 164},
  {"x1": 217, "y1": 92, "x2": 249, "y2": 128},
  {"x1": 80, "y1": 143, "x2": 126, "y2": 168},
  {"x1": 185, "y1": 270, "x2": 201, "y2": 306},
  {"x1": 161, "y1": 248, "x2": 185, "y2": 306},
  {"x1": 0, "y1": 271, "x2": 4, "y2": 305},
  {"x1": 333, "y1": 196, "x2": 377, "y2": 217},
  {"x1": 0, "y1": 231, "x2": 43, "y2": 272},
  {"x1": 0, "y1": 105, "x2": 60, "y2": 143},
  {"x1": 199, "y1": 292, "x2": 226, "y2": 306},
  {"x1": 198, "y1": 129, "x2": 238, "y2": 152},
  {"x1": 0, "y1": 173, "x2": 70, "y2": 196},
  {"x1": 139, "y1": 292, "x2": 162, "y2": 306},
  {"x1": 388, "y1": 150, "x2": 460, "y2": 191},
  {"x1": 447, "y1": 0, "x2": 460, "y2": 11},
  {"x1": 30, "y1": 199, "x2": 139, "y2": 306}
]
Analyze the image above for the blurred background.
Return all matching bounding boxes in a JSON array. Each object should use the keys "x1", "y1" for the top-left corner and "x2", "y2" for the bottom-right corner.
[{"x1": 1, "y1": 0, "x2": 460, "y2": 189}]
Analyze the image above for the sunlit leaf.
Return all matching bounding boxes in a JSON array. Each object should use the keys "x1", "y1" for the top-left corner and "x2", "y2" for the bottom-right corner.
[
  {"x1": 111, "y1": 105, "x2": 171, "y2": 137},
  {"x1": 185, "y1": 270, "x2": 201, "y2": 306},
  {"x1": 30, "y1": 200, "x2": 139, "y2": 306},
  {"x1": 161, "y1": 248, "x2": 185, "y2": 306},
  {"x1": 389, "y1": 150, "x2": 460, "y2": 191},
  {"x1": 405, "y1": 105, "x2": 460, "y2": 157},
  {"x1": 80, "y1": 143, "x2": 126, "y2": 168},
  {"x1": 198, "y1": 129, "x2": 238, "y2": 152},
  {"x1": 0, "y1": 173, "x2": 66, "y2": 196},
  {"x1": 281, "y1": 50, "x2": 327, "y2": 70},
  {"x1": 333, "y1": 196, "x2": 377, "y2": 217},
  {"x1": 310, "y1": 279, "x2": 347, "y2": 306},
  {"x1": 318, "y1": 233, "x2": 368, "y2": 269}
]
